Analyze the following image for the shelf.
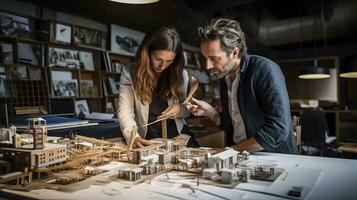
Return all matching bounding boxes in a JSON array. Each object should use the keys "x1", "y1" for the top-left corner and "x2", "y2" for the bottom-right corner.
[
  {"x1": 105, "y1": 95, "x2": 119, "y2": 98},
  {"x1": 80, "y1": 69, "x2": 97, "y2": 73},
  {"x1": 102, "y1": 71, "x2": 121, "y2": 76},
  {"x1": 48, "y1": 67, "x2": 80, "y2": 72}
]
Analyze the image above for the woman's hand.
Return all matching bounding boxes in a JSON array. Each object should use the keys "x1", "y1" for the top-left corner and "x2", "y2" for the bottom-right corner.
[
  {"x1": 134, "y1": 137, "x2": 153, "y2": 148},
  {"x1": 158, "y1": 104, "x2": 183, "y2": 119}
]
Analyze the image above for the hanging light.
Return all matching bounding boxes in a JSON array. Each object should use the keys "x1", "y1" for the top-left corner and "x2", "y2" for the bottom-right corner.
[
  {"x1": 299, "y1": 59, "x2": 330, "y2": 79},
  {"x1": 109, "y1": 0, "x2": 159, "y2": 4},
  {"x1": 340, "y1": 56, "x2": 357, "y2": 78},
  {"x1": 299, "y1": 0, "x2": 330, "y2": 80}
]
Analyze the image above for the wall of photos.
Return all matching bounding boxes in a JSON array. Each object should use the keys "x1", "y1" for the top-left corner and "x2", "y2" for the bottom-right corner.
[{"x1": 0, "y1": 0, "x2": 215, "y2": 121}]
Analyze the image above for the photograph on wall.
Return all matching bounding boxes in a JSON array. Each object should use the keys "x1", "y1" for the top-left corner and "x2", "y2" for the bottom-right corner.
[
  {"x1": 52, "y1": 79, "x2": 78, "y2": 97},
  {"x1": 112, "y1": 61, "x2": 123, "y2": 73},
  {"x1": 18, "y1": 43, "x2": 43, "y2": 66},
  {"x1": 183, "y1": 51, "x2": 196, "y2": 67},
  {"x1": 29, "y1": 67, "x2": 42, "y2": 80},
  {"x1": 74, "y1": 99, "x2": 90, "y2": 116},
  {"x1": 16, "y1": 64, "x2": 28, "y2": 79},
  {"x1": 79, "y1": 51, "x2": 94, "y2": 71},
  {"x1": 0, "y1": 43, "x2": 14, "y2": 65},
  {"x1": 48, "y1": 47, "x2": 81, "y2": 68},
  {"x1": 54, "y1": 23, "x2": 72, "y2": 44},
  {"x1": 110, "y1": 24, "x2": 144, "y2": 56},
  {"x1": 73, "y1": 26, "x2": 102, "y2": 47},
  {"x1": 0, "y1": 12, "x2": 31, "y2": 38},
  {"x1": 0, "y1": 66, "x2": 9, "y2": 97},
  {"x1": 80, "y1": 79, "x2": 98, "y2": 97}
]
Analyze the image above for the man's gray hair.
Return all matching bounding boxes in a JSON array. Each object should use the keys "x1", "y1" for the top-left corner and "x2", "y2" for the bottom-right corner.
[{"x1": 198, "y1": 18, "x2": 247, "y2": 57}]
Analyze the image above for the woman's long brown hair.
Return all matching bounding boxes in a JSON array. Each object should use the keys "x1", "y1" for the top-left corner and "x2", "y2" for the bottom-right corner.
[{"x1": 134, "y1": 26, "x2": 184, "y2": 103}]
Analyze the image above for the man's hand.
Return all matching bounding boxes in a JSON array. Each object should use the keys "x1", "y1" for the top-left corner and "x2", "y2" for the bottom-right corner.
[
  {"x1": 158, "y1": 104, "x2": 182, "y2": 119},
  {"x1": 134, "y1": 137, "x2": 152, "y2": 148}
]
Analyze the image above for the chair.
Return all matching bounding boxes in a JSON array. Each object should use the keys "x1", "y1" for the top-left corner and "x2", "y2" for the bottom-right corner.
[{"x1": 300, "y1": 109, "x2": 336, "y2": 156}]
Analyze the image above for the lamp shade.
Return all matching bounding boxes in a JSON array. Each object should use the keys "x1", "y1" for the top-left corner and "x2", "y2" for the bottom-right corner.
[
  {"x1": 299, "y1": 60, "x2": 330, "y2": 79},
  {"x1": 298, "y1": 67, "x2": 330, "y2": 79},
  {"x1": 109, "y1": 0, "x2": 159, "y2": 4},
  {"x1": 340, "y1": 56, "x2": 357, "y2": 78}
]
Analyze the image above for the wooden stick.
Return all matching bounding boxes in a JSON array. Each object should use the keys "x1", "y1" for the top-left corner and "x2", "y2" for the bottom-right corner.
[
  {"x1": 182, "y1": 79, "x2": 199, "y2": 105},
  {"x1": 127, "y1": 126, "x2": 137, "y2": 150},
  {"x1": 162, "y1": 119, "x2": 167, "y2": 147},
  {"x1": 142, "y1": 117, "x2": 169, "y2": 127}
]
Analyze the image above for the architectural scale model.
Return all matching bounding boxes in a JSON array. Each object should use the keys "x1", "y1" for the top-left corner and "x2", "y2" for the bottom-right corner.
[{"x1": 0, "y1": 118, "x2": 304, "y2": 198}]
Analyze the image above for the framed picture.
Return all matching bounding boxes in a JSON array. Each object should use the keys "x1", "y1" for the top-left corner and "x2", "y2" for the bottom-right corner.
[
  {"x1": 183, "y1": 51, "x2": 196, "y2": 67},
  {"x1": 73, "y1": 26, "x2": 102, "y2": 47},
  {"x1": 0, "y1": 12, "x2": 31, "y2": 38},
  {"x1": 110, "y1": 24, "x2": 144, "y2": 56},
  {"x1": 29, "y1": 67, "x2": 42, "y2": 80},
  {"x1": 112, "y1": 62, "x2": 123, "y2": 73},
  {"x1": 54, "y1": 23, "x2": 72, "y2": 44},
  {"x1": 52, "y1": 79, "x2": 78, "y2": 97},
  {"x1": 0, "y1": 66, "x2": 9, "y2": 97},
  {"x1": 79, "y1": 51, "x2": 94, "y2": 71},
  {"x1": 106, "y1": 102, "x2": 115, "y2": 113},
  {"x1": 48, "y1": 47, "x2": 81, "y2": 68},
  {"x1": 18, "y1": 42, "x2": 44, "y2": 66},
  {"x1": 16, "y1": 64, "x2": 28, "y2": 79},
  {"x1": 74, "y1": 99, "x2": 90, "y2": 116},
  {"x1": 80, "y1": 80, "x2": 98, "y2": 97},
  {"x1": 0, "y1": 43, "x2": 14, "y2": 65}
]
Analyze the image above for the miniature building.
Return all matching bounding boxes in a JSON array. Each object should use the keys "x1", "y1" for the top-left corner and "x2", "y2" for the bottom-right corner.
[
  {"x1": 240, "y1": 169, "x2": 251, "y2": 183},
  {"x1": 202, "y1": 168, "x2": 218, "y2": 179},
  {"x1": 0, "y1": 160, "x2": 12, "y2": 175},
  {"x1": 207, "y1": 148, "x2": 239, "y2": 170},
  {"x1": 12, "y1": 134, "x2": 21, "y2": 148},
  {"x1": 0, "y1": 128, "x2": 13, "y2": 144},
  {"x1": 2, "y1": 143, "x2": 67, "y2": 170},
  {"x1": 26, "y1": 118, "x2": 47, "y2": 149},
  {"x1": 132, "y1": 143, "x2": 164, "y2": 164},
  {"x1": 221, "y1": 168, "x2": 239, "y2": 184},
  {"x1": 157, "y1": 151, "x2": 170, "y2": 165},
  {"x1": 118, "y1": 168, "x2": 143, "y2": 181}
]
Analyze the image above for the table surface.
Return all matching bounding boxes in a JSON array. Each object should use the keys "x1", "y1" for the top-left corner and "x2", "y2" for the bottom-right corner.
[{"x1": 0, "y1": 152, "x2": 356, "y2": 200}]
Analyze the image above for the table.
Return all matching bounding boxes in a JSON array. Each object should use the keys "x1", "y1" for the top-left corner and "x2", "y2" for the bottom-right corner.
[{"x1": 0, "y1": 153, "x2": 356, "y2": 200}]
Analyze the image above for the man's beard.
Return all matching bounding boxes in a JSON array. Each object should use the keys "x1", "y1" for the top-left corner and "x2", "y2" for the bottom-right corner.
[{"x1": 212, "y1": 57, "x2": 234, "y2": 79}]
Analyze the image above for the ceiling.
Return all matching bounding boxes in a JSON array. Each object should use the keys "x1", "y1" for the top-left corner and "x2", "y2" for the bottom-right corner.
[{"x1": 21, "y1": 0, "x2": 357, "y2": 59}]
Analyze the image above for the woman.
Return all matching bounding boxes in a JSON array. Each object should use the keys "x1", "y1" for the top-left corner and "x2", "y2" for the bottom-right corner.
[{"x1": 118, "y1": 26, "x2": 198, "y2": 148}]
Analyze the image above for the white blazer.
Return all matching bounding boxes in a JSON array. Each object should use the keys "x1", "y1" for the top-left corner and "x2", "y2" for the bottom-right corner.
[{"x1": 117, "y1": 63, "x2": 191, "y2": 143}]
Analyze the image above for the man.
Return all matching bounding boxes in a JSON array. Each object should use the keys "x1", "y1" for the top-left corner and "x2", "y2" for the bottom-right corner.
[{"x1": 187, "y1": 18, "x2": 297, "y2": 154}]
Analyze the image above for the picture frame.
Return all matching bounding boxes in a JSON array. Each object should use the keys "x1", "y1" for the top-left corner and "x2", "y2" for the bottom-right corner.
[
  {"x1": 79, "y1": 51, "x2": 94, "y2": 71},
  {"x1": 0, "y1": 66, "x2": 9, "y2": 97},
  {"x1": 0, "y1": 43, "x2": 14, "y2": 65},
  {"x1": 73, "y1": 26, "x2": 102, "y2": 48},
  {"x1": 18, "y1": 42, "x2": 43, "y2": 66},
  {"x1": 52, "y1": 79, "x2": 78, "y2": 97},
  {"x1": 0, "y1": 12, "x2": 31, "y2": 38},
  {"x1": 110, "y1": 24, "x2": 144, "y2": 56},
  {"x1": 80, "y1": 79, "x2": 98, "y2": 97},
  {"x1": 16, "y1": 64, "x2": 28, "y2": 79},
  {"x1": 48, "y1": 47, "x2": 81, "y2": 68},
  {"x1": 74, "y1": 99, "x2": 90, "y2": 116},
  {"x1": 183, "y1": 51, "x2": 196, "y2": 67},
  {"x1": 53, "y1": 23, "x2": 72, "y2": 44}
]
